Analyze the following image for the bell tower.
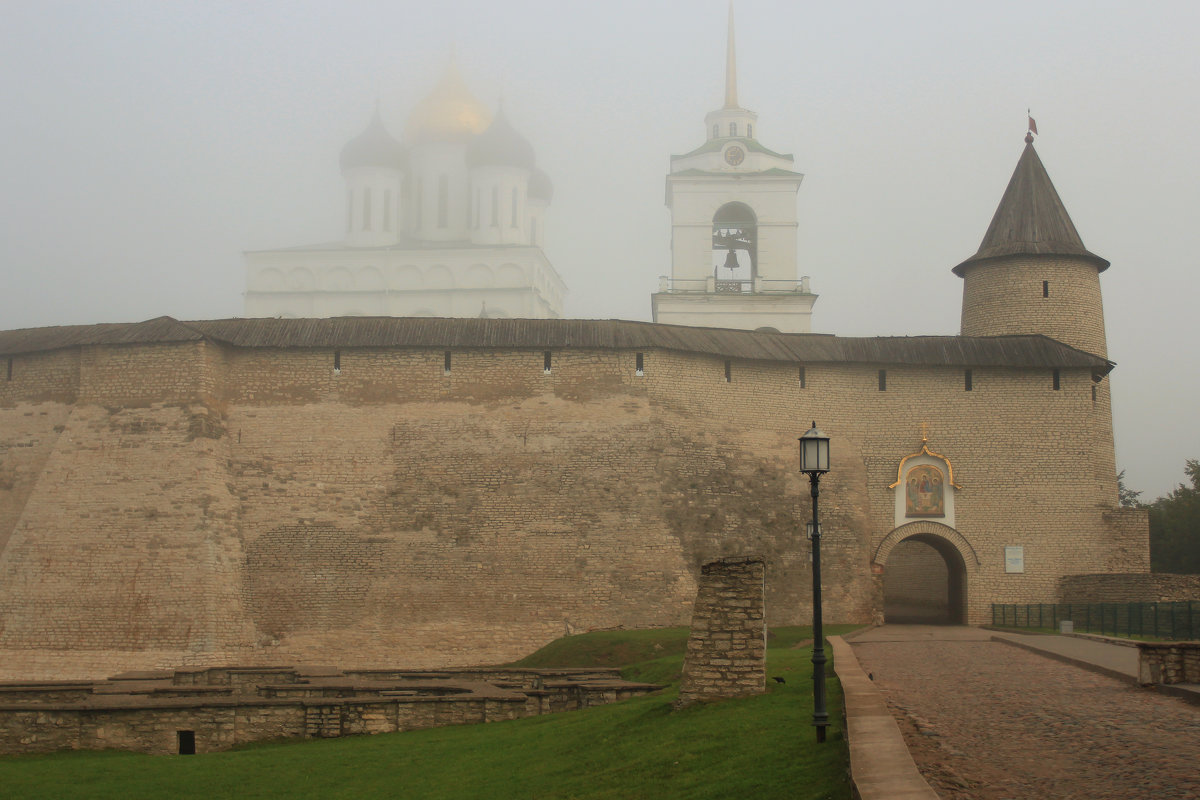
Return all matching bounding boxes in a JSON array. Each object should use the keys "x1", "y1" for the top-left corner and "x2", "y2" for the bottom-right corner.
[{"x1": 652, "y1": 5, "x2": 816, "y2": 333}]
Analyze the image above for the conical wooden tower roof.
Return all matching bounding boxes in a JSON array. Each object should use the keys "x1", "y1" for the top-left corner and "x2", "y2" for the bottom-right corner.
[{"x1": 953, "y1": 136, "x2": 1108, "y2": 275}]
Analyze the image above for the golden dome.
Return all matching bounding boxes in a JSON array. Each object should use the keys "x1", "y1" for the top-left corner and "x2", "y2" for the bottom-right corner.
[{"x1": 404, "y1": 62, "x2": 492, "y2": 145}]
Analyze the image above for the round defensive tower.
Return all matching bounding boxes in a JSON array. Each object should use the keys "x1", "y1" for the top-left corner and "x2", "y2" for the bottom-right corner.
[{"x1": 954, "y1": 133, "x2": 1110, "y2": 358}]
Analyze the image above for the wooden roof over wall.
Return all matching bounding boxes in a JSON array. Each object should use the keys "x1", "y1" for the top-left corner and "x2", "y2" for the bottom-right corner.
[{"x1": 0, "y1": 316, "x2": 1113, "y2": 374}]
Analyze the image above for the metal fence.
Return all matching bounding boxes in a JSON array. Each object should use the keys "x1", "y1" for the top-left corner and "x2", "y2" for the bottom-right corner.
[{"x1": 991, "y1": 602, "x2": 1199, "y2": 640}]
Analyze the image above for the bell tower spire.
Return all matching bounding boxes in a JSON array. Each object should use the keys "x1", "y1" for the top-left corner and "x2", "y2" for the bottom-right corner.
[{"x1": 725, "y1": 2, "x2": 738, "y2": 109}]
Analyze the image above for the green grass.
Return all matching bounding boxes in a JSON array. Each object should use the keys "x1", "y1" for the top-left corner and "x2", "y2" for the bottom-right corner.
[{"x1": 0, "y1": 626, "x2": 859, "y2": 800}]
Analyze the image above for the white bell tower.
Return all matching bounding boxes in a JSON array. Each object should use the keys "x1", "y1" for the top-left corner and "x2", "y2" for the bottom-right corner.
[{"x1": 652, "y1": 5, "x2": 816, "y2": 333}]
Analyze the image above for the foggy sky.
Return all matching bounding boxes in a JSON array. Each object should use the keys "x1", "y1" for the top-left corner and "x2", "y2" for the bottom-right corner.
[{"x1": 1, "y1": 0, "x2": 1197, "y2": 500}]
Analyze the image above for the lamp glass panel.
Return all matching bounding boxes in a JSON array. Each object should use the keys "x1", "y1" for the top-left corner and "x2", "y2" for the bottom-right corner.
[{"x1": 799, "y1": 433, "x2": 830, "y2": 473}]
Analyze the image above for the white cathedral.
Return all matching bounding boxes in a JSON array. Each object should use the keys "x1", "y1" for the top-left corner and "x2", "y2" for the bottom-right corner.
[
  {"x1": 244, "y1": 63, "x2": 566, "y2": 320},
  {"x1": 245, "y1": 9, "x2": 815, "y2": 333}
]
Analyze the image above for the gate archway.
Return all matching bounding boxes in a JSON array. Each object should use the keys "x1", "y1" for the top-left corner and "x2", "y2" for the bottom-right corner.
[{"x1": 874, "y1": 522, "x2": 977, "y2": 624}]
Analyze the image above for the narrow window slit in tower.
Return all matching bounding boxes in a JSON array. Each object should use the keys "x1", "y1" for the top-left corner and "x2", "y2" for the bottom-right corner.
[
  {"x1": 1091, "y1": 385, "x2": 1097, "y2": 403},
  {"x1": 964, "y1": 369, "x2": 973, "y2": 391},
  {"x1": 1042, "y1": 280, "x2": 1050, "y2": 298},
  {"x1": 543, "y1": 351, "x2": 552, "y2": 374},
  {"x1": 798, "y1": 366, "x2": 806, "y2": 388},
  {"x1": 444, "y1": 351, "x2": 451, "y2": 376},
  {"x1": 878, "y1": 370, "x2": 887, "y2": 391},
  {"x1": 724, "y1": 360, "x2": 732, "y2": 382},
  {"x1": 1052, "y1": 369, "x2": 1061, "y2": 390},
  {"x1": 333, "y1": 350, "x2": 341, "y2": 373},
  {"x1": 635, "y1": 352, "x2": 644, "y2": 376},
  {"x1": 177, "y1": 730, "x2": 196, "y2": 755}
]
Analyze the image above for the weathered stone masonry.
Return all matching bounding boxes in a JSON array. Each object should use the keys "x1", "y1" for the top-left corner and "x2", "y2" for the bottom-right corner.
[
  {"x1": 677, "y1": 556, "x2": 766, "y2": 707},
  {"x1": 0, "y1": 664, "x2": 660, "y2": 755},
  {"x1": 0, "y1": 317, "x2": 1146, "y2": 680}
]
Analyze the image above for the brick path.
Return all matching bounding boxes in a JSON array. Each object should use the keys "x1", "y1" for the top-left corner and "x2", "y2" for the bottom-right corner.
[{"x1": 852, "y1": 631, "x2": 1200, "y2": 800}]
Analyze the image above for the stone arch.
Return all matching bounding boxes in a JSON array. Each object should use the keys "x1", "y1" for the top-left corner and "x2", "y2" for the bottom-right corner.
[
  {"x1": 874, "y1": 521, "x2": 978, "y2": 567},
  {"x1": 874, "y1": 521, "x2": 977, "y2": 625}
]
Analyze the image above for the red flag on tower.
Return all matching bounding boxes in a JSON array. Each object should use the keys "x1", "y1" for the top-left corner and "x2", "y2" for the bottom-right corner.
[{"x1": 1028, "y1": 115, "x2": 1038, "y2": 135}]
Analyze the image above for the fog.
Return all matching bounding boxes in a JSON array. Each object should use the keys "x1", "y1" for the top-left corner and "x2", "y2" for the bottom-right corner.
[{"x1": 1, "y1": 0, "x2": 1197, "y2": 499}]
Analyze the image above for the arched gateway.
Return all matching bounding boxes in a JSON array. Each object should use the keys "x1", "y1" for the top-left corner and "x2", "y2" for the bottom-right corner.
[{"x1": 874, "y1": 521, "x2": 978, "y2": 624}]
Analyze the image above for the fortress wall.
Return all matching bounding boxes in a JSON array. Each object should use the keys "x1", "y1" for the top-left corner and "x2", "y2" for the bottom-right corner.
[
  {"x1": 221, "y1": 346, "x2": 786, "y2": 667},
  {"x1": 0, "y1": 403, "x2": 72, "y2": 554},
  {"x1": 0, "y1": 339, "x2": 1137, "y2": 677},
  {"x1": 848, "y1": 363, "x2": 1118, "y2": 619},
  {"x1": 0, "y1": 400, "x2": 257, "y2": 675},
  {"x1": 1102, "y1": 508, "x2": 1152, "y2": 572},
  {"x1": 1059, "y1": 572, "x2": 1200, "y2": 603},
  {"x1": 0, "y1": 348, "x2": 80, "y2": 406},
  {"x1": 641, "y1": 348, "x2": 1120, "y2": 621},
  {"x1": 78, "y1": 342, "x2": 212, "y2": 406}
]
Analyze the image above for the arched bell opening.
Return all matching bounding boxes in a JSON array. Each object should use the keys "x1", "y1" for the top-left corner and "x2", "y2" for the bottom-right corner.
[
  {"x1": 881, "y1": 533, "x2": 968, "y2": 624},
  {"x1": 712, "y1": 202, "x2": 757, "y2": 291}
]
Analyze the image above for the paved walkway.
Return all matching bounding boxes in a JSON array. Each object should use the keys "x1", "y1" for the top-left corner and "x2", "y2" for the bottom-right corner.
[{"x1": 849, "y1": 626, "x2": 1200, "y2": 800}]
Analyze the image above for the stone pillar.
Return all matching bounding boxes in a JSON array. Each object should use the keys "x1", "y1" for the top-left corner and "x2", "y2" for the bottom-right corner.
[{"x1": 676, "y1": 556, "x2": 766, "y2": 708}]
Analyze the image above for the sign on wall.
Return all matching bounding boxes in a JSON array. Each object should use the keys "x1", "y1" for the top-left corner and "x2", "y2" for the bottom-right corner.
[{"x1": 1004, "y1": 546, "x2": 1025, "y2": 574}]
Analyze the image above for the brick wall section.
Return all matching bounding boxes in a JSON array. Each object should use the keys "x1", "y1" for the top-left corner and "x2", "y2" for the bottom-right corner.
[
  {"x1": 677, "y1": 556, "x2": 766, "y2": 707},
  {"x1": 1101, "y1": 508, "x2": 1152, "y2": 572},
  {"x1": 1059, "y1": 573, "x2": 1200, "y2": 603},
  {"x1": 0, "y1": 333, "x2": 1147, "y2": 679},
  {"x1": 1137, "y1": 643, "x2": 1200, "y2": 685}
]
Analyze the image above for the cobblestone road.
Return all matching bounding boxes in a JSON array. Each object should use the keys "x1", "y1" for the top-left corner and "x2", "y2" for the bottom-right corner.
[{"x1": 852, "y1": 634, "x2": 1200, "y2": 800}]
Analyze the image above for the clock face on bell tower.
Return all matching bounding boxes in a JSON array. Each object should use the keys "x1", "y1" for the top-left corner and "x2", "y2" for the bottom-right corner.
[{"x1": 724, "y1": 145, "x2": 745, "y2": 166}]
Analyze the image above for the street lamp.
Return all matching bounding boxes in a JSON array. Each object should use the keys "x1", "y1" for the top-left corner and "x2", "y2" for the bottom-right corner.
[{"x1": 799, "y1": 421, "x2": 830, "y2": 743}]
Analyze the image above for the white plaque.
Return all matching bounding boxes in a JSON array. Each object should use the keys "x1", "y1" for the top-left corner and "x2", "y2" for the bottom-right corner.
[{"x1": 1004, "y1": 546, "x2": 1025, "y2": 573}]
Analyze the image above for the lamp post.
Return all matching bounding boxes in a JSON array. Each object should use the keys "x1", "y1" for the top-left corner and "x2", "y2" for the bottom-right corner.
[{"x1": 799, "y1": 421, "x2": 830, "y2": 743}]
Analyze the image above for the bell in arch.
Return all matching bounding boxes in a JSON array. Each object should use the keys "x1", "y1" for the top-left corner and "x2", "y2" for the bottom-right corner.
[{"x1": 722, "y1": 248, "x2": 740, "y2": 272}]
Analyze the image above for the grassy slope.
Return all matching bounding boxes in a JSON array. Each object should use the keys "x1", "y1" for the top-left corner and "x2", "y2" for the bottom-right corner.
[{"x1": 0, "y1": 626, "x2": 858, "y2": 800}]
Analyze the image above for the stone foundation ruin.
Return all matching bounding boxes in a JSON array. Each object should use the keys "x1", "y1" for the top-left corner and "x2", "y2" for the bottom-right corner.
[{"x1": 0, "y1": 664, "x2": 661, "y2": 755}]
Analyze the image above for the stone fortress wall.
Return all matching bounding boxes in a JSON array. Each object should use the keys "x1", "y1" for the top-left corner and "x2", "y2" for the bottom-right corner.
[{"x1": 0, "y1": 321, "x2": 1147, "y2": 680}]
